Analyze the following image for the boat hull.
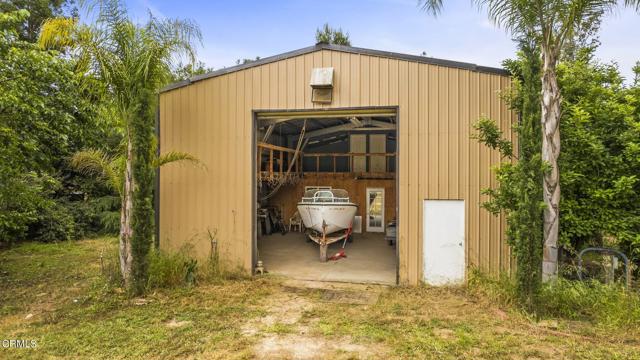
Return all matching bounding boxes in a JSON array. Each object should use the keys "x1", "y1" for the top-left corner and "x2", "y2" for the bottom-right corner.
[{"x1": 297, "y1": 203, "x2": 357, "y2": 235}]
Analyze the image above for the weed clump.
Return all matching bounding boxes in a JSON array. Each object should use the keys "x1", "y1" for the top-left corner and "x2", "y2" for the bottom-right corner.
[
  {"x1": 145, "y1": 248, "x2": 195, "y2": 289},
  {"x1": 100, "y1": 229, "x2": 249, "y2": 292},
  {"x1": 537, "y1": 278, "x2": 640, "y2": 328},
  {"x1": 467, "y1": 269, "x2": 640, "y2": 328}
]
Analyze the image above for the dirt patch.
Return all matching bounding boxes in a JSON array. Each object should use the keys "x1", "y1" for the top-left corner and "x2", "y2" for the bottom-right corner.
[
  {"x1": 255, "y1": 334, "x2": 382, "y2": 360},
  {"x1": 433, "y1": 328, "x2": 455, "y2": 340},
  {"x1": 166, "y1": 319, "x2": 192, "y2": 328},
  {"x1": 243, "y1": 280, "x2": 389, "y2": 359},
  {"x1": 241, "y1": 290, "x2": 313, "y2": 337}
]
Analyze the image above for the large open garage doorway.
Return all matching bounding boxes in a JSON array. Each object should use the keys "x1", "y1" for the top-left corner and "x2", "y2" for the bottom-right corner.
[{"x1": 253, "y1": 108, "x2": 398, "y2": 284}]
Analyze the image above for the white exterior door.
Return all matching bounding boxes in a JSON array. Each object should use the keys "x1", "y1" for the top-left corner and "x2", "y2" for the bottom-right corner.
[
  {"x1": 423, "y1": 200, "x2": 465, "y2": 285},
  {"x1": 366, "y1": 188, "x2": 385, "y2": 232}
]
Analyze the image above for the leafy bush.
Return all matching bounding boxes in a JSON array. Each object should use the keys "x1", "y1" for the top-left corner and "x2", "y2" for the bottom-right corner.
[
  {"x1": 557, "y1": 51, "x2": 640, "y2": 265},
  {"x1": 31, "y1": 200, "x2": 76, "y2": 242},
  {"x1": 476, "y1": 45, "x2": 640, "y2": 305},
  {"x1": 0, "y1": 173, "x2": 43, "y2": 245},
  {"x1": 65, "y1": 195, "x2": 120, "y2": 238},
  {"x1": 0, "y1": 172, "x2": 77, "y2": 244},
  {"x1": 0, "y1": 10, "x2": 119, "y2": 244}
]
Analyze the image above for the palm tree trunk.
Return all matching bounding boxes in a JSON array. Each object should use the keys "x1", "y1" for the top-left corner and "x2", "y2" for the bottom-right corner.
[
  {"x1": 119, "y1": 137, "x2": 134, "y2": 285},
  {"x1": 540, "y1": 47, "x2": 561, "y2": 281}
]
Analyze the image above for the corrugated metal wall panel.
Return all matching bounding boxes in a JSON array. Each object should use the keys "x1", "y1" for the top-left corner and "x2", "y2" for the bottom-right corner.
[{"x1": 159, "y1": 49, "x2": 515, "y2": 284}]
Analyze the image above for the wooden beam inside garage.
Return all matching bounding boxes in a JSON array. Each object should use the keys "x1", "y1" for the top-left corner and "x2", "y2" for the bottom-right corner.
[
  {"x1": 304, "y1": 119, "x2": 396, "y2": 139},
  {"x1": 257, "y1": 108, "x2": 397, "y2": 125}
]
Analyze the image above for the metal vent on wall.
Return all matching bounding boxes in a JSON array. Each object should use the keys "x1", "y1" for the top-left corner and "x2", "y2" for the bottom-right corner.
[{"x1": 310, "y1": 67, "x2": 334, "y2": 103}]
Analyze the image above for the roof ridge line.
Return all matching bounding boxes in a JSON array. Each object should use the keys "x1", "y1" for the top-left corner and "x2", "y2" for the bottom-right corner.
[{"x1": 160, "y1": 44, "x2": 509, "y2": 93}]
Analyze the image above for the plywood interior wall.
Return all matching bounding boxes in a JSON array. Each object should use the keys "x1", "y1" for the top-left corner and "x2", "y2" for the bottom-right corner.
[
  {"x1": 267, "y1": 174, "x2": 396, "y2": 230},
  {"x1": 350, "y1": 134, "x2": 366, "y2": 172},
  {"x1": 369, "y1": 134, "x2": 387, "y2": 172},
  {"x1": 158, "y1": 48, "x2": 515, "y2": 284}
]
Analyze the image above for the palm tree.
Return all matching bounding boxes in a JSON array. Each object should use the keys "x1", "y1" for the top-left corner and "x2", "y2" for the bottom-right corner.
[
  {"x1": 40, "y1": 0, "x2": 201, "y2": 293},
  {"x1": 70, "y1": 149, "x2": 200, "y2": 196},
  {"x1": 419, "y1": 0, "x2": 640, "y2": 281}
]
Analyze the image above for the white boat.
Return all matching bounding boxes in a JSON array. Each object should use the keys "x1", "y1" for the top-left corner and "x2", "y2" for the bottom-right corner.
[{"x1": 297, "y1": 189, "x2": 357, "y2": 236}]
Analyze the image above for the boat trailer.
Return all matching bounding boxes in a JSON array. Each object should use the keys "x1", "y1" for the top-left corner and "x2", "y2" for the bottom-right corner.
[{"x1": 306, "y1": 221, "x2": 353, "y2": 262}]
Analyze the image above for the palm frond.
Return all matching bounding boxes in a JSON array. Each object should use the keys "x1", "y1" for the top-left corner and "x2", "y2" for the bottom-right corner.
[
  {"x1": 418, "y1": 0, "x2": 445, "y2": 16},
  {"x1": 476, "y1": 0, "x2": 540, "y2": 36},
  {"x1": 98, "y1": 209, "x2": 121, "y2": 234},
  {"x1": 626, "y1": 0, "x2": 640, "y2": 11},
  {"x1": 153, "y1": 151, "x2": 204, "y2": 169},
  {"x1": 82, "y1": 0, "x2": 129, "y2": 34},
  {"x1": 38, "y1": 17, "x2": 78, "y2": 50},
  {"x1": 70, "y1": 149, "x2": 123, "y2": 194}
]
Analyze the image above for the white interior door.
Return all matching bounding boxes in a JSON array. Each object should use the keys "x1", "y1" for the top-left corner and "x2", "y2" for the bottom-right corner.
[
  {"x1": 366, "y1": 188, "x2": 385, "y2": 232},
  {"x1": 423, "y1": 200, "x2": 465, "y2": 285}
]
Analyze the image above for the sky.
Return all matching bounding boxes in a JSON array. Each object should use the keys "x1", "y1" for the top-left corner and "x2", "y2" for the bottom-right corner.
[{"x1": 119, "y1": 0, "x2": 639, "y2": 81}]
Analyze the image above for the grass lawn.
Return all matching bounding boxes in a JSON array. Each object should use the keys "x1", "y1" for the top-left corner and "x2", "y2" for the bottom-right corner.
[{"x1": 1, "y1": 238, "x2": 639, "y2": 359}]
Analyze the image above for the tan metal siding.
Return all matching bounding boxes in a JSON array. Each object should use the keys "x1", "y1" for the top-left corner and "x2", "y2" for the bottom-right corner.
[{"x1": 159, "y1": 49, "x2": 515, "y2": 284}]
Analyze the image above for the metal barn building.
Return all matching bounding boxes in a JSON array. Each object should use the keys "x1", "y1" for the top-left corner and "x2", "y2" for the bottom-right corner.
[{"x1": 157, "y1": 44, "x2": 515, "y2": 285}]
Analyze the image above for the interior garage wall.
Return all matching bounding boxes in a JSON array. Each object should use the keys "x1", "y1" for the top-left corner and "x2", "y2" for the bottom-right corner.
[
  {"x1": 158, "y1": 48, "x2": 515, "y2": 284},
  {"x1": 267, "y1": 174, "x2": 396, "y2": 230}
]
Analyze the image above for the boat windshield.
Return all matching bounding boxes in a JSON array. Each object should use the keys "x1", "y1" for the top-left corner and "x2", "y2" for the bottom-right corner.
[{"x1": 300, "y1": 189, "x2": 350, "y2": 203}]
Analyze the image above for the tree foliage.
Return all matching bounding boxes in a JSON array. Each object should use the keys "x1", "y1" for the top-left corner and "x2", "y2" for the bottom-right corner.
[
  {"x1": 475, "y1": 42, "x2": 640, "y2": 305},
  {"x1": 39, "y1": 0, "x2": 201, "y2": 294},
  {"x1": 474, "y1": 41, "x2": 546, "y2": 309},
  {"x1": 315, "y1": 23, "x2": 351, "y2": 46},
  {"x1": 170, "y1": 60, "x2": 213, "y2": 82},
  {"x1": 0, "y1": 0, "x2": 73, "y2": 42},
  {"x1": 557, "y1": 49, "x2": 640, "y2": 264},
  {"x1": 420, "y1": 0, "x2": 640, "y2": 282},
  {"x1": 0, "y1": 10, "x2": 115, "y2": 244}
]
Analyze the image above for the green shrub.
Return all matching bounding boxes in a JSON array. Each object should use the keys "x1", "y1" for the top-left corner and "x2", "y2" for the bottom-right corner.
[
  {"x1": 65, "y1": 195, "x2": 120, "y2": 239},
  {"x1": 0, "y1": 173, "x2": 43, "y2": 245},
  {"x1": 31, "y1": 199, "x2": 76, "y2": 242}
]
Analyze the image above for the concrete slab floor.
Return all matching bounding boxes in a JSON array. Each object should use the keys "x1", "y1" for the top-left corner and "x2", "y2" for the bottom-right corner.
[{"x1": 258, "y1": 232, "x2": 397, "y2": 285}]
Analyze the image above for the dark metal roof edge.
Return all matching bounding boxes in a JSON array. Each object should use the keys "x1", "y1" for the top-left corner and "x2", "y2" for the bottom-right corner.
[
  {"x1": 160, "y1": 43, "x2": 509, "y2": 93},
  {"x1": 323, "y1": 44, "x2": 509, "y2": 76},
  {"x1": 160, "y1": 45, "x2": 321, "y2": 93}
]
